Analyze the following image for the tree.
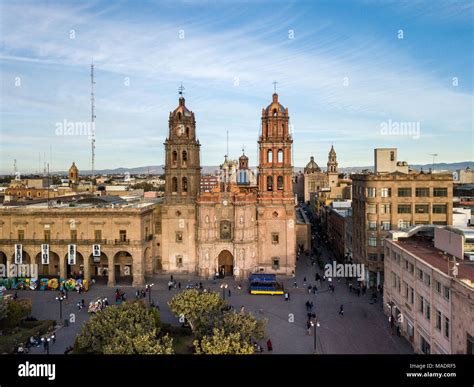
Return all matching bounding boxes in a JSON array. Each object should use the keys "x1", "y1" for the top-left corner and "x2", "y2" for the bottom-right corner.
[
  {"x1": 194, "y1": 328, "x2": 254, "y2": 355},
  {"x1": 168, "y1": 290, "x2": 224, "y2": 331},
  {"x1": 74, "y1": 301, "x2": 173, "y2": 354},
  {"x1": 218, "y1": 311, "x2": 266, "y2": 342}
]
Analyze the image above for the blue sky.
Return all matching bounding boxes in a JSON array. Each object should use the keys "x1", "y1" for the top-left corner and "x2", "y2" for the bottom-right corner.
[{"x1": 0, "y1": 0, "x2": 473, "y2": 174}]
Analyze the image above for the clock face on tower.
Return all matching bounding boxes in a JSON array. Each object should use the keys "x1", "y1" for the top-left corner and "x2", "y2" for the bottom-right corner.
[{"x1": 176, "y1": 124, "x2": 185, "y2": 137}]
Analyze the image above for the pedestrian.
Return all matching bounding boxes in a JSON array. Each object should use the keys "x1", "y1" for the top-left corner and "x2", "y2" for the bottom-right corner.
[
  {"x1": 178, "y1": 282, "x2": 181, "y2": 289},
  {"x1": 396, "y1": 325, "x2": 401, "y2": 337},
  {"x1": 293, "y1": 280, "x2": 297, "y2": 288},
  {"x1": 307, "y1": 320, "x2": 312, "y2": 335},
  {"x1": 266, "y1": 339, "x2": 273, "y2": 352},
  {"x1": 13, "y1": 291, "x2": 18, "y2": 300},
  {"x1": 303, "y1": 277, "x2": 307, "y2": 286},
  {"x1": 349, "y1": 283, "x2": 353, "y2": 292},
  {"x1": 228, "y1": 289, "x2": 231, "y2": 297},
  {"x1": 309, "y1": 301, "x2": 313, "y2": 311},
  {"x1": 313, "y1": 286, "x2": 317, "y2": 295},
  {"x1": 284, "y1": 292, "x2": 289, "y2": 301},
  {"x1": 168, "y1": 282, "x2": 172, "y2": 291},
  {"x1": 240, "y1": 305, "x2": 245, "y2": 313},
  {"x1": 81, "y1": 299, "x2": 85, "y2": 308},
  {"x1": 135, "y1": 290, "x2": 140, "y2": 299},
  {"x1": 339, "y1": 304, "x2": 344, "y2": 316},
  {"x1": 170, "y1": 275, "x2": 174, "y2": 282},
  {"x1": 308, "y1": 285, "x2": 312, "y2": 294},
  {"x1": 331, "y1": 284, "x2": 335, "y2": 293}
]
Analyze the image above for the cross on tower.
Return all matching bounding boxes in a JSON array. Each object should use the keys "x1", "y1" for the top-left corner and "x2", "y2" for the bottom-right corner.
[
  {"x1": 178, "y1": 83, "x2": 185, "y2": 97},
  {"x1": 272, "y1": 81, "x2": 278, "y2": 93}
]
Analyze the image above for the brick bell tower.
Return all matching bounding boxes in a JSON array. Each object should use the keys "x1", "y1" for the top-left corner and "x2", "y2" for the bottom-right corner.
[
  {"x1": 256, "y1": 91, "x2": 296, "y2": 276},
  {"x1": 161, "y1": 87, "x2": 200, "y2": 274}
]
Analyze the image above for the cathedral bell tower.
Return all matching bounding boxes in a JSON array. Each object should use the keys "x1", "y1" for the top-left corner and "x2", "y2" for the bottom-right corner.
[
  {"x1": 256, "y1": 91, "x2": 296, "y2": 277},
  {"x1": 164, "y1": 92, "x2": 201, "y2": 203},
  {"x1": 257, "y1": 93, "x2": 294, "y2": 204},
  {"x1": 161, "y1": 88, "x2": 200, "y2": 275},
  {"x1": 327, "y1": 145, "x2": 339, "y2": 189}
]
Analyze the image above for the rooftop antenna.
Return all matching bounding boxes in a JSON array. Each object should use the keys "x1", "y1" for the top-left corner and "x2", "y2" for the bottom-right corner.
[
  {"x1": 429, "y1": 153, "x2": 438, "y2": 172},
  {"x1": 91, "y1": 61, "x2": 96, "y2": 180}
]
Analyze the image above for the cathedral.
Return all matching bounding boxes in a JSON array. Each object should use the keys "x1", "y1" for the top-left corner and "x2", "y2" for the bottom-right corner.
[{"x1": 160, "y1": 92, "x2": 296, "y2": 279}]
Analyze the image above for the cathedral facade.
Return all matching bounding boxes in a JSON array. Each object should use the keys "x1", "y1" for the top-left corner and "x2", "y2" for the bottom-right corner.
[{"x1": 160, "y1": 93, "x2": 296, "y2": 279}]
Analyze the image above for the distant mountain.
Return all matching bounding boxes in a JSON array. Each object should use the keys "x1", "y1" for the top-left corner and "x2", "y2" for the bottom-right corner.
[{"x1": 33, "y1": 161, "x2": 474, "y2": 176}]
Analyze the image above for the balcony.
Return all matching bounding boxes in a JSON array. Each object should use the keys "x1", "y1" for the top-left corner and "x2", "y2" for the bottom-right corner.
[
  {"x1": 114, "y1": 239, "x2": 130, "y2": 245},
  {"x1": 0, "y1": 239, "x2": 108, "y2": 245}
]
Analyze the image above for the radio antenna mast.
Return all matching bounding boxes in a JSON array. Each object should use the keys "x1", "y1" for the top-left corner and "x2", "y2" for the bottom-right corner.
[{"x1": 91, "y1": 61, "x2": 96, "y2": 180}]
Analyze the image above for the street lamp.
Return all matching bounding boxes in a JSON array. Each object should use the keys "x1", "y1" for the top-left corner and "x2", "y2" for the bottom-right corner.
[
  {"x1": 220, "y1": 283, "x2": 228, "y2": 300},
  {"x1": 146, "y1": 283, "x2": 154, "y2": 306},
  {"x1": 56, "y1": 295, "x2": 65, "y2": 321},
  {"x1": 310, "y1": 317, "x2": 320, "y2": 354}
]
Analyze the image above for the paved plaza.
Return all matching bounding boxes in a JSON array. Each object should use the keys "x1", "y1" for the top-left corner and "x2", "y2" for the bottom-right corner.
[{"x1": 5, "y1": 239, "x2": 413, "y2": 355}]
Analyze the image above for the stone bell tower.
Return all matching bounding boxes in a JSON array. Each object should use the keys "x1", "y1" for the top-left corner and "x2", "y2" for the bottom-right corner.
[
  {"x1": 256, "y1": 91, "x2": 296, "y2": 276},
  {"x1": 161, "y1": 87, "x2": 201, "y2": 274}
]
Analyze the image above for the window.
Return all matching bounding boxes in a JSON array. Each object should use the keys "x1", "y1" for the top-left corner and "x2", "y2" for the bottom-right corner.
[
  {"x1": 398, "y1": 204, "x2": 411, "y2": 214},
  {"x1": 70, "y1": 230, "x2": 77, "y2": 242},
  {"x1": 433, "y1": 188, "x2": 448, "y2": 197},
  {"x1": 368, "y1": 253, "x2": 378, "y2": 261},
  {"x1": 416, "y1": 188, "x2": 430, "y2": 197},
  {"x1": 425, "y1": 301, "x2": 431, "y2": 320},
  {"x1": 398, "y1": 220, "x2": 411, "y2": 229},
  {"x1": 415, "y1": 204, "x2": 429, "y2": 214},
  {"x1": 417, "y1": 268, "x2": 424, "y2": 281},
  {"x1": 420, "y1": 336, "x2": 431, "y2": 354},
  {"x1": 367, "y1": 204, "x2": 377, "y2": 214},
  {"x1": 176, "y1": 255, "x2": 183, "y2": 268},
  {"x1": 444, "y1": 317, "x2": 450, "y2": 339},
  {"x1": 435, "y1": 280, "x2": 441, "y2": 294},
  {"x1": 381, "y1": 188, "x2": 391, "y2": 197},
  {"x1": 407, "y1": 262, "x2": 414, "y2": 274},
  {"x1": 277, "y1": 176, "x2": 284, "y2": 190},
  {"x1": 409, "y1": 287, "x2": 414, "y2": 305},
  {"x1": 368, "y1": 237, "x2": 377, "y2": 247},
  {"x1": 267, "y1": 149, "x2": 273, "y2": 163},
  {"x1": 271, "y1": 233, "x2": 279, "y2": 244},
  {"x1": 266, "y1": 176, "x2": 273, "y2": 191},
  {"x1": 182, "y1": 177, "x2": 188, "y2": 193},
  {"x1": 423, "y1": 273, "x2": 431, "y2": 286},
  {"x1": 277, "y1": 149, "x2": 283, "y2": 163},
  {"x1": 380, "y1": 204, "x2": 391, "y2": 214},
  {"x1": 435, "y1": 310, "x2": 442, "y2": 331},
  {"x1": 368, "y1": 221, "x2": 377, "y2": 231},
  {"x1": 272, "y1": 258, "x2": 280, "y2": 270},
  {"x1": 44, "y1": 230, "x2": 51, "y2": 242},
  {"x1": 17, "y1": 230, "x2": 25, "y2": 241},
  {"x1": 172, "y1": 177, "x2": 178, "y2": 192},
  {"x1": 185, "y1": 127, "x2": 190, "y2": 137},
  {"x1": 390, "y1": 151, "x2": 395, "y2": 161},
  {"x1": 182, "y1": 151, "x2": 187, "y2": 164},
  {"x1": 176, "y1": 232, "x2": 183, "y2": 243},
  {"x1": 381, "y1": 221, "x2": 390, "y2": 231},
  {"x1": 443, "y1": 286, "x2": 450, "y2": 300},
  {"x1": 94, "y1": 230, "x2": 102, "y2": 242},
  {"x1": 433, "y1": 204, "x2": 447, "y2": 214},
  {"x1": 119, "y1": 230, "x2": 127, "y2": 242},
  {"x1": 404, "y1": 281, "x2": 409, "y2": 300},
  {"x1": 398, "y1": 188, "x2": 412, "y2": 197},
  {"x1": 367, "y1": 187, "x2": 376, "y2": 198},
  {"x1": 418, "y1": 294, "x2": 424, "y2": 314},
  {"x1": 172, "y1": 150, "x2": 178, "y2": 164}
]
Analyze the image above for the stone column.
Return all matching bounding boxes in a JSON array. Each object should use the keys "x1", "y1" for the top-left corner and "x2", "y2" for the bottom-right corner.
[
  {"x1": 83, "y1": 255, "x2": 91, "y2": 283},
  {"x1": 59, "y1": 251, "x2": 67, "y2": 280},
  {"x1": 107, "y1": 254, "x2": 115, "y2": 287},
  {"x1": 132, "y1": 249, "x2": 145, "y2": 287}
]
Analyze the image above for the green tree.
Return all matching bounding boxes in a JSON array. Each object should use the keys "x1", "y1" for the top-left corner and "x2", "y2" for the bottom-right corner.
[
  {"x1": 74, "y1": 301, "x2": 173, "y2": 354},
  {"x1": 168, "y1": 290, "x2": 224, "y2": 331},
  {"x1": 0, "y1": 299, "x2": 32, "y2": 331},
  {"x1": 194, "y1": 328, "x2": 254, "y2": 355}
]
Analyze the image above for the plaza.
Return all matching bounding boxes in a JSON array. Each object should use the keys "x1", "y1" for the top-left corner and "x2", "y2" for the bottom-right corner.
[{"x1": 4, "y1": 240, "x2": 413, "y2": 355}]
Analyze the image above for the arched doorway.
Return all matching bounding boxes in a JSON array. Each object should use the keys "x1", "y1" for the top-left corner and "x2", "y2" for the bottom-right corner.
[
  {"x1": 35, "y1": 251, "x2": 60, "y2": 276},
  {"x1": 114, "y1": 251, "x2": 133, "y2": 285},
  {"x1": 89, "y1": 252, "x2": 109, "y2": 283},
  {"x1": 65, "y1": 252, "x2": 84, "y2": 279},
  {"x1": 218, "y1": 250, "x2": 234, "y2": 277},
  {"x1": 0, "y1": 251, "x2": 7, "y2": 266}
]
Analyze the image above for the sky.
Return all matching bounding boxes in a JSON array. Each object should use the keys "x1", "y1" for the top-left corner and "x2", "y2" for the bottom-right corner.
[{"x1": 0, "y1": 0, "x2": 473, "y2": 175}]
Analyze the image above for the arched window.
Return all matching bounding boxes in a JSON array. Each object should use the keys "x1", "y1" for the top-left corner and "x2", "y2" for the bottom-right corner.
[
  {"x1": 186, "y1": 127, "x2": 190, "y2": 137},
  {"x1": 182, "y1": 177, "x2": 188, "y2": 192},
  {"x1": 273, "y1": 109, "x2": 277, "y2": 117},
  {"x1": 267, "y1": 149, "x2": 273, "y2": 163},
  {"x1": 172, "y1": 150, "x2": 178, "y2": 165},
  {"x1": 177, "y1": 112, "x2": 182, "y2": 120},
  {"x1": 182, "y1": 151, "x2": 187, "y2": 165},
  {"x1": 172, "y1": 177, "x2": 178, "y2": 193},
  {"x1": 267, "y1": 176, "x2": 273, "y2": 191},
  {"x1": 277, "y1": 176, "x2": 284, "y2": 190},
  {"x1": 277, "y1": 149, "x2": 283, "y2": 163}
]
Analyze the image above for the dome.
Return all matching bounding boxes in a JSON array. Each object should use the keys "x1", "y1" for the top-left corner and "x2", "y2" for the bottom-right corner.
[
  {"x1": 304, "y1": 156, "x2": 321, "y2": 174},
  {"x1": 171, "y1": 97, "x2": 193, "y2": 118},
  {"x1": 265, "y1": 93, "x2": 286, "y2": 115}
]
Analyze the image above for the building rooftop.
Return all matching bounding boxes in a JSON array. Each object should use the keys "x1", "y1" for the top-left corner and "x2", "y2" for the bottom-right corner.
[{"x1": 394, "y1": 237, "x2": 474, "y2": 287}]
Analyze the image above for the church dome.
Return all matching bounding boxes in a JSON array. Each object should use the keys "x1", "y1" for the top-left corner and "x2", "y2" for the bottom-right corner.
[
  {"x1": 265, "y1": 93, "x2": 286, "y2": 115},
  {"x1": 304, "y1": 156, "x2": 321, "y2": 174},
  {"x1": 171, "y1": 97, "x2": 193, "y2": 118}
]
